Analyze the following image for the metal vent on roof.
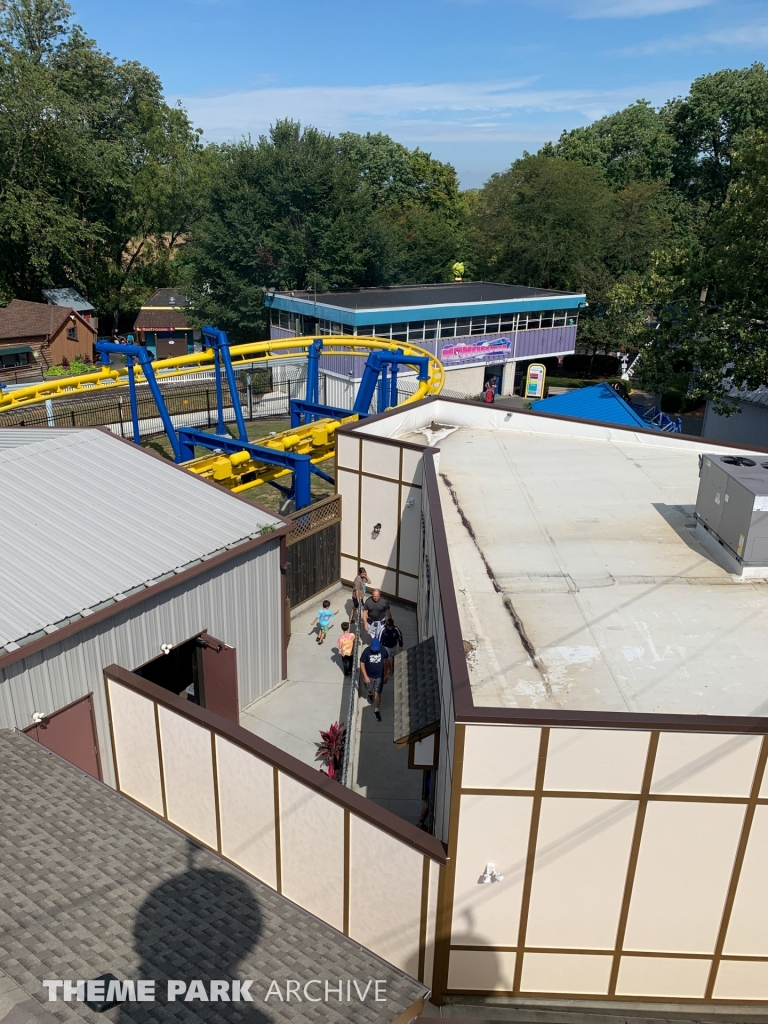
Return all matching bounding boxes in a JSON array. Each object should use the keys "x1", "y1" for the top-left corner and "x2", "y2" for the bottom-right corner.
[{"x1": 721, "y1": 456, "x2": 756, "y2": 467}]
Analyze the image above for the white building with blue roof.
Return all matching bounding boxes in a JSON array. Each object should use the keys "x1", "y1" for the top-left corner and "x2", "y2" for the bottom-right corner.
[{"x1": 265, "y1": 281, "x2": 586, "y2": 397}]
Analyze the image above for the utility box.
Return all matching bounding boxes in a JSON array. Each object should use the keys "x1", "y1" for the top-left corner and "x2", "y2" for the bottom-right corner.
[{"x1": 696, "y1": 453, "x2": 768, "y2": 566}]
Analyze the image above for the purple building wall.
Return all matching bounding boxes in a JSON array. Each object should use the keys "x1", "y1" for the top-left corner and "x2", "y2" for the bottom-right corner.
[{"x1": 268, "y1": 325, "x2": 577, "y2": 376}]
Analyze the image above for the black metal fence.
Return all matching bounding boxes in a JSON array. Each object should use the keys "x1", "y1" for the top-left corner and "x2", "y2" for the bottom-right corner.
[{"x1": 0, "y1": 369, "x2": 310, "y2": 437}]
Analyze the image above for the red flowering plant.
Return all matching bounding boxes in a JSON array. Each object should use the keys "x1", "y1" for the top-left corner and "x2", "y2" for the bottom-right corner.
[{"x1": 316, "y1": 721, "x2": 346, "y2": 778}]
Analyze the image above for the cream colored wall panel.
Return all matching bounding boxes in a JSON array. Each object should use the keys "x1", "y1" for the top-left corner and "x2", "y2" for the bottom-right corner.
[
  {"x1": 452, "y1": 794, "x2": 532, "y2": 946},
  {"x1": 399, "y1": 574, "x2": 418, "y2": 603},
  {"x1": 367, "y1": 564, "x2": 397, "y2": 595},
  {"x1": 362, "y1": 439, "x2": 400, "y2": 479},
  {"x1": 447, "y1": 950, "x2": 516, "y2": 992},
  {"x1": 215, "y1": 736, "x2": 276, "y2": 889},
  {"x1": 108, "y1": 680, "x2": 163, "y2": 814},
  {"x1": 413, "y1": 733, "x2": 435, "y2": 767},
  {"x1": 398, "y1": 486, "x2": 422, "y2": 576},
  {"x1": 526, "y1": 798, "x2": 637, "y2": 949},
  {"x1": 423, "y1": 860, "x2": 440, "y2": 989},
  {"x1": 652, "y1": 732, "x2": 761, "y2": 797},
  {"x1": 349, "y1": 817, "x2": 423, "y2": 977},
  {"x1": 157, "y1": 706, "x2": 217, "y2": 849},
  {"x1": 462, "y1": 724, "x2": 541, "y2": 790},
  {"x1": 714, "y1": 960, "x2": 768, "y2": 1000},
  {"x1": 340, "y1": 554, "x2": 359, "y2": 583},
  {"x1": 545, "y1": 729, "x2": 649, "y2": 793},
  {"x1": 360, "y1": 476, "x2": 399, "y2": 568},
  {"x1": 616, "y1": 956, "x2": 710, "y2": 998},
  {"x1": 623, "y1": 801, "x2": 744, "y2": 953},
  {"x1": 338, "y1": 468, "x2": 359, "y2": 559},
  {"x1": 402, "y1": 448, "x2": 423, "y2": 486},
  {"x1": 336, "y1": 433, "x2": 360, "y2": 471},
  {"x1": 279, "y1": 773, "x2": 344, "y2": 930},
  {"x1": 521, "y1": 953, "x2": 611, "y2": 995},
  {"x1": 723, "y1": 805, "x2": 768, "y2": 955}
]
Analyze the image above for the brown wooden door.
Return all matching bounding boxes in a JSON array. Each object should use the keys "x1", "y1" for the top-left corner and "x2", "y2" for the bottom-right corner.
[
  {"x1": 199, "y1": 632, "x2": 238, "y2": 723},
  {"x1": 23, "y1": 694, "x2": 101, "y2": 779}
]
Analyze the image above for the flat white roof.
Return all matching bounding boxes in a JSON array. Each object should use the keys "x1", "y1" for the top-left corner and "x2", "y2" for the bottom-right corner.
[
  {"x1": 0, "y1": 429, "x2": 282, "y2": 651},
  {"x1": 385, "y1": 402, "x2": 768, "y2": 718}
]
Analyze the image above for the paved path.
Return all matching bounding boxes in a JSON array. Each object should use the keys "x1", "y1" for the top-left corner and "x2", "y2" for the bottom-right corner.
[{"x1": 240, "y1": 587, "x2": 424, "y2": 827}]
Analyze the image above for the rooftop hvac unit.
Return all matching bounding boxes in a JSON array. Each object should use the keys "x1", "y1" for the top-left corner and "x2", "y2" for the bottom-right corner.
[{"x1": 695, "y1": 454, "x2": 768, "y2": 571}]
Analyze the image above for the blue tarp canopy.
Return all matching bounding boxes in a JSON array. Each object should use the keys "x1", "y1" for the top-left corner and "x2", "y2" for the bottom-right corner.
[{"x1": 532, "y1": 382, "x2": 655, "y2": 430}]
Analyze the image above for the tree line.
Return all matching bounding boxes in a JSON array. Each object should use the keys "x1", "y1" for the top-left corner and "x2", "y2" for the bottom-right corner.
[{"x1": 3, "y1": 0, "x2": 768, "y2": 408}]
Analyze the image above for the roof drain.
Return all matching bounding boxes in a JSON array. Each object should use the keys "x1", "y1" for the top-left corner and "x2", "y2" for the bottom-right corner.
[{"x1": 440, "y1": 472, "x2": 557, "y2": 702}]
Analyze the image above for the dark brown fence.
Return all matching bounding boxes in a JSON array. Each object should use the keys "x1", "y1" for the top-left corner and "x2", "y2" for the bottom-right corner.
[{"x1": 285, "y1": 494, "x2": 341, "y2": 607}]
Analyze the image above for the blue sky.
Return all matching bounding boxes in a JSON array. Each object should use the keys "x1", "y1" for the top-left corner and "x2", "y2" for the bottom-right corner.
[{"x1": 72, "y1": 0, "x2": 768, "y2": 187}]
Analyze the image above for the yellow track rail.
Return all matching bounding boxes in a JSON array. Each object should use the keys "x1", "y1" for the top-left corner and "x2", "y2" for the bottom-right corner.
[{"x1": 0, "y1": 335, "x2": 444, "y2": 413}]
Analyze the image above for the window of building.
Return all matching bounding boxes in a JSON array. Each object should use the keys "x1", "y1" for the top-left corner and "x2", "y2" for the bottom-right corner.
[
  {"x1": 500, "y1": 315, "x2": 517, "y2": 331},
  {"x1": 553, "y1": 310, "x2": 566, "y2": 327},
  {"x1": 391, "y1": 322, "x2": 408, "y2": 341},
  {"x1": 424, "y1": 320, "x2": 438, "y2": 340},
  {"x1": 407, "y1": 321, "x2": 424, "y2": 342},
  {"x1": 66, "y1": 326, "x2": 77, "y2": 340},
  {"x1": 540, "y1": 312, "x2": 554, "y2": 329},
  {"x1": 455, "y1": 318, "x2": 471, "y2": 337},
  {"x1": 439, "y1": 319, "x2": 456, "y2": 338},
  {"x1": 567, "y1": 311, "x2": 579, "y2": 327},
  {"x1": 470, "y1": 318, "x2": 486, "y2": 335}
]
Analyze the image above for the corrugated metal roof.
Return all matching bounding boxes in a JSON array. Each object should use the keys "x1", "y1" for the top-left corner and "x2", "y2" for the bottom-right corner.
[
  {"x1": 533, "y1": 382, "x2": 654, "y2": 429},
  {"x1": 0, "y1": 429, "x2": 281, "y2": 650}
]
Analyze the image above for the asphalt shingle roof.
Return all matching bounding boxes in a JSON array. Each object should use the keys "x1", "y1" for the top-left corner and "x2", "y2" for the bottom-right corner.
[
  {"x1": 392, "y1": 638, "x2": 440, "y2": 747},
  {"x1": 0, "y1": 731, "x2": 427, "y2": 1024},
  {"x1": 0, "y1": 301, "x2": 95, "y2": 342}
]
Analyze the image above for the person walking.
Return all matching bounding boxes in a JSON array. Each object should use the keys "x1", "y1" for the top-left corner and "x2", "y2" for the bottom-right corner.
[
  {"x1": 380, "y1": 617, "x2": 404, "y2": 674},
  {"x1": 311, "y1": 599, "x2": 339, "y2": 645},
  {"x1": 359, "y1": 637, "x2": 386, "y2": 722},
  {"x1": 337, "y1": 621, "x2": 355, "y2": 676},
  {"x1": 351, "y1": 566, "x2": 370, "y2": 624},
  {"x1": 362, "y1": 588, "x2": 390, "y2": 641}
]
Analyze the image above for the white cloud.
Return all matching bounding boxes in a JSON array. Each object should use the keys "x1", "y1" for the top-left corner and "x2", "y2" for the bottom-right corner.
[
  {"x1": 570, "y1": 0, "x2": 713, "y2": 16},
  {"x1": 177, "y1": 78, "x2": 686, "y2": 146},
  {"x1": 627, "y1": 19, "x2": 768, "y2": 52}
]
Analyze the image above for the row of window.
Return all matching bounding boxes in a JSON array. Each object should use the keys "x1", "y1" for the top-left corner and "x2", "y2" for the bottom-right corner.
[{"x1": 272, "y1": 310, "x2": 577, "y2": 339}]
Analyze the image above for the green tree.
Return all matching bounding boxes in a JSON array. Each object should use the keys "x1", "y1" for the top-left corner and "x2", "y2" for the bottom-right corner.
[
  {"x1": 0, "y1": 0, "x2": 202, "y2": 325},
  {"x1": 669, "y1": 63, "x2": 768, "y2": 208},
  {"x1": 552, "y1": 100, "x2": 675, "y2": 188}
]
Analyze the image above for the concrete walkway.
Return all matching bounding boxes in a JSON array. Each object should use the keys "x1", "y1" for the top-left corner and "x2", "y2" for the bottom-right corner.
[
  {"x1": 240, "y1": 587, "x2": 352, "y2": 768},
  {"x1": 239, "y1": 586, "x2": 425, "y2": 828},
  {"x1": 351, "y1": 601, "x2": 424, "y2": 827}
]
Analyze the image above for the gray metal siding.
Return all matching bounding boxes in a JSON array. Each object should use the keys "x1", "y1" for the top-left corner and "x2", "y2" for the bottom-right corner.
[
  {"x1": 0, "y1": 540, "x2": 282, "y2": 787},
  {"x1": 703, "y1": 400, "x2": 768, "y2": 448}
]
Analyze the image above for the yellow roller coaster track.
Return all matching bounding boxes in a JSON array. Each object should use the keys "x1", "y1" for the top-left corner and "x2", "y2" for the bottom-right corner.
[{"x1": 0, "y1": 335, "x2": 445, "y2": 413}]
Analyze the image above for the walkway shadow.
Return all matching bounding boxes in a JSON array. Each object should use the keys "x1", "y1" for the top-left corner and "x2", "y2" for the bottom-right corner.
[{"x1": 119, "y1": 842, "x2": 270, "y2": 1022}]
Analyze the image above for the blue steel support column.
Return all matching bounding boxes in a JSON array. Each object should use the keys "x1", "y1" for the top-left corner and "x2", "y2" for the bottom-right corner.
[
  {"x1": 306, "y1": 338, "x2": 323, "y2": 407},
  {"x1": 95, "y1": 341, "x2": 182, "y2": 461},
  {"x1": 377, "y1": 364, "x2": 389, "y2": 414},
  {"x1": 213, "y1": 347, "x2": 225, "y2": 434},
  {"x1": 353, "y1": 352, "x2": 384, "y2": 415},
  {"x1": 390, "y1": 356, "x2": 399, "y2": 408},
  {"x1": 127, "y1": 356, "x2": 141, "y2": 445},
  {"x1": 216, "y1": 330, "x2": 248, "y2": 442}
]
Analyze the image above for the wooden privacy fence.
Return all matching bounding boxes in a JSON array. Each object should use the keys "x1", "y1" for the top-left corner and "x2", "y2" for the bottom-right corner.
[
  {"x1": 286, "y1": 494, "x2": 341, "y2": 606},
  {"x1": 104, "y1": 665, "x2": 444, "y2": 987}
]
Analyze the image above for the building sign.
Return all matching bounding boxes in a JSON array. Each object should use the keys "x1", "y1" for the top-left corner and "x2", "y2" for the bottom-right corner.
[
  {"x1": 440, "y1": 336, "x2": 513, "y2": 366},
  {"x1": 525, "y1": 363, "x2": 546, "y2": 398}
]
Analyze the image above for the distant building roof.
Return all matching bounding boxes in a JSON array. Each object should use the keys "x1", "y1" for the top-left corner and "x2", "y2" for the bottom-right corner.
[
  {"x1": 0, "y1": 299, "x2": 95, "y2": 342},
  {"x1": 532, "y1": 382, "x2": 653, "y2": 430},
  {"x1": 393, "y1": 637, "x2": 440, "y2": 746},
  {"x1": 267, "y1": 281, "x2": 586, "y2": 327},
  {"x1": 0, "y1": 429, "x2": 282, "y2": 651},
  {"x1": 0, "y1": 729, "x2": 426, "y2": 1024},
  {"x1": 42, "y1": 287, "x2": 94, "y2": 313},
  {"x1": 134, "y1": 289, "x2": 192, "y2": 332}
]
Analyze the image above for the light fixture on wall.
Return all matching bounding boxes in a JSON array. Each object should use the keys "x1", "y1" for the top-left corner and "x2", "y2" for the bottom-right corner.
[
  {"x1": 31, "y1": 711, "x2": 46, "y2": 724},
  {"x1": 160, "y1": 643, "x2": 173, "y2": 655},
  {"x1": 372, "y1": 523, "x2": 382, "y2": 537},
  {"x1": 479, "y1": 862, "x2": 504, "y2": 884}
]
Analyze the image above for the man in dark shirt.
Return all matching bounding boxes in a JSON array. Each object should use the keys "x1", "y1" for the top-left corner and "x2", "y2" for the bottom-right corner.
[
  {"x1": 362, "y1": 588, "x2": 390, "y2": 641},
  {"x1": 359, "y1": 637, "x2": 385, "y2": 722}
]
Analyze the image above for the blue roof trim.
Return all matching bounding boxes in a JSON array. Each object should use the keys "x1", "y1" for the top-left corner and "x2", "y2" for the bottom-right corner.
[
  {"x1": 533, "y1": 382, "x2": 655, "y2": 430},
  {"x1": 266, "y1": 293, "x2": 586, "y2": 326}
]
